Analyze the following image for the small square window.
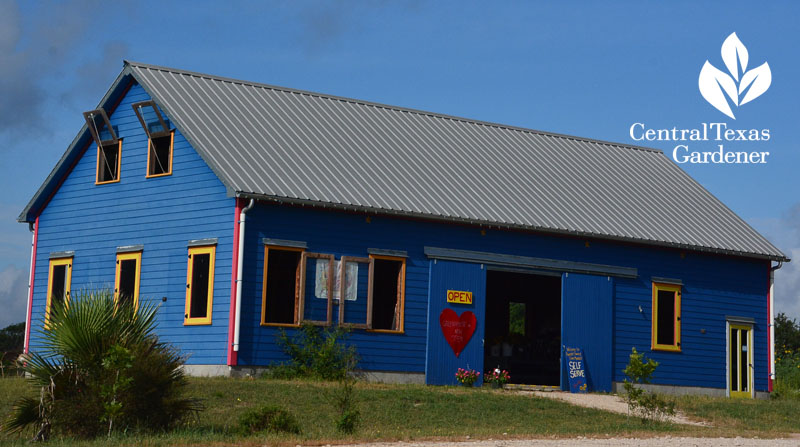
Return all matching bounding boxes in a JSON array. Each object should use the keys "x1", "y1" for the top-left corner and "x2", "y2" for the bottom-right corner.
[{"x1": 652, "y1": 282, "x2": 681, "y2": 351}]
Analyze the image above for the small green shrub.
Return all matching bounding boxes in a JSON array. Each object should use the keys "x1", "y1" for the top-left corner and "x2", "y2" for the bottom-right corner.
[
  {"x1": 773, "y1": 344, "x2": 800, "y2": 399},
  {"x1": 1, "y1": 289, "x2": 202, "y2": 440},
  {"x1": 336, "y1": 408, "x2": 360, "y2": 434},
  {"x1": 775, "y1": 313, "x2": 800, "y2": 353},
  {"x1": 0, "y1": 322, "x2": 24, "y2": 378},
  {"x1": 237, "y1": 405, "x2": 300, "y2": 435},
  {"x1": 329, "y1": 355, "x2": 360, "y2": 434},
  {"x1": 263, "y1": 362, "x2": 305, "y2": 380},
  {"x1": 269, "y1": 323, "x2": 358, "y2": 380},
  {"x1": 622, "y1": 347, "x2": 675, "y2": 422}
]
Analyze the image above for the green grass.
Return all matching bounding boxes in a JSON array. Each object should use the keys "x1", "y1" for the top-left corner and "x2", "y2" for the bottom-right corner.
[
  {"x1": 674, "y1": 394, "x2": 800, "y2": 436},
  {"x1": 1, "y1": 376, "x2": 798, "y2": 446}
]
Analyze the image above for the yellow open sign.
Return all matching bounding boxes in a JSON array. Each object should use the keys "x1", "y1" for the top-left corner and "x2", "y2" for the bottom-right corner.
[{"x1": 446, "y1": 290, "x2": 473, "y2": 305}]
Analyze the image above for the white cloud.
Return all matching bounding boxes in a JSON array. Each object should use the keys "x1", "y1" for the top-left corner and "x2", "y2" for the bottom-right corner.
[
  {"x1": 749, "y1": 205, "x2": 800, "y2": 321},
  {"x1": 0, "y1": 264, "x2": 28, "y2": 329}
]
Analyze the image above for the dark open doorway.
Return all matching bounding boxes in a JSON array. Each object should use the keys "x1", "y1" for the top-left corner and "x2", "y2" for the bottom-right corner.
[{"x1": 484, "y1": 270, "x2": 561, "y2": 385}]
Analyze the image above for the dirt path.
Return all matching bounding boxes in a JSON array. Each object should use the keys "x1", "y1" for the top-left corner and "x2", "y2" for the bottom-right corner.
[{"x1": 525, "y1": 390, "x2": 707, "y2": 426}]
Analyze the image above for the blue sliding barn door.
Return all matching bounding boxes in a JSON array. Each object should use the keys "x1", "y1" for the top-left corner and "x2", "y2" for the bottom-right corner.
[
  {"x1": 426, "y1": 259, "x2": 486, "y2": 385},
  {"x1": 561, "y1": 272, "x2": 614, "y2": 392}
]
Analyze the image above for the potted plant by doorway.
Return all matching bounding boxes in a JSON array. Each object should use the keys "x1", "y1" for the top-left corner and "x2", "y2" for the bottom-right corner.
[
  {"x1": 484, "y1": 367, "x2": 511, "y2": 389},
  {"x1": 455, "y1": 368, "x2": 480, "y2": 387}
]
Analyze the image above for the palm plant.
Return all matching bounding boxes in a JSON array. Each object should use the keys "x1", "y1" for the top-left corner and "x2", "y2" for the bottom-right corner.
[{"x1": 2, "y1": 289, "x2": 202, "y2": 440}]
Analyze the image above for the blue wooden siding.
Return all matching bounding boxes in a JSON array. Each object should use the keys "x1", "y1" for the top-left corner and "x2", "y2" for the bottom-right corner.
[
  {"x1": 561, "y1": 272, "x2": 613, "y2": 392},
  {"x1": 614, "y1": 258, "x2": 768, "y2": 390},
  {"x1": 25, "y1": 82, "x2": 770, "y2": 392},
  {"x1": 426, "y1": 260, "x2": 486, "y2": 385},
  {"x1": 237, "y1": 203, "x2": 768, "y2": 391},
  {"x1": 30, "y1": 82, "x2": 234, "y2": 365}
]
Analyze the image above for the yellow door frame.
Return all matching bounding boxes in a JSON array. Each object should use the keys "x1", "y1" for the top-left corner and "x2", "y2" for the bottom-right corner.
[{"x1": 728, "y1": 322, "x2": 754, "y2": 399}]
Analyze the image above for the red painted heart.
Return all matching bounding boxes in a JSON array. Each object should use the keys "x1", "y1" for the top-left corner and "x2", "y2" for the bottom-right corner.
[{"x1": 439, "y1": 308, "x2": 477, "y2": 358}]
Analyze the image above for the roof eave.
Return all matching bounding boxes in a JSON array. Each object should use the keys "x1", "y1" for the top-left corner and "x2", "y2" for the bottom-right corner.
[
  {"x1": 17, "y1": 66, "x2": 136, "y2": 223},
  {"x1": 236, "y1": 191, "x2": 791, "y2": 263}
]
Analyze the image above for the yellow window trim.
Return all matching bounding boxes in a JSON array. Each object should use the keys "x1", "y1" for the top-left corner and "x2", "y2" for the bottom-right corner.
[
  {"x1": 651, "y1": 282, "x2": 681, "y2": 352},
  {"x1": 261, "y1": 245, "x2": 304, "y2": 327},
  {"x1": 95, "y1": 139, "x2": 123, "y2": 185},
  {"x1": 45, "y1": 257, "x2": 73, "y2": 327},
  {"x1": 114, "y1": 251, "x2": 142, "y2": 310},
  {"x1": 184, "y1": 245, "x2": 215, "y2": 325},
  {"x1": 146, "y1": 130, "x2": 174, "y2": 178},
  {"x1": 729, "y1": 323, "x2": 754, "y2": 399},
  {"x1": 365, "y1": 254, "x2": 406, "y2": 334}
]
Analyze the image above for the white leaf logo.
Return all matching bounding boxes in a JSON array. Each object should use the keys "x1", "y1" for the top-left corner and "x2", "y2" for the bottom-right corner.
[{"x1": 698, "y1": 32, "x2": 771, "y2": 119}]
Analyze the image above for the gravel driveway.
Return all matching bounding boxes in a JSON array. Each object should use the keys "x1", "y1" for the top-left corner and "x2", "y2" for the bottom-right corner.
[
  {"x1": 526, "y1": 391, "x2": 706, "y2": 426},
  {"x1": 338, "y1": 437, "x2": 800, "y2": 447}
]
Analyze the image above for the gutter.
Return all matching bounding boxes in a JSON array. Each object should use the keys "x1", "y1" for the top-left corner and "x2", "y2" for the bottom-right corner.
[
  {"x1": 23, "y1": 217, "x2": 39, "y2": 354},
  {"x1": 768, "y1": 261, "x2": 783, "y2": 392},
  {"x1": 228, "y1": 198, "x2": 255, "y2": 366}
]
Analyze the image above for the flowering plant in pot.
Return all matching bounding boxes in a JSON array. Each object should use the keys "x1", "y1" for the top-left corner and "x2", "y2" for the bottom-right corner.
[
  {"x1": 483, "y1": 368, "x2": 511, "y2": 388},
  {"x1": 455, "y1": 368, "x2": 480, "y2": 387}
]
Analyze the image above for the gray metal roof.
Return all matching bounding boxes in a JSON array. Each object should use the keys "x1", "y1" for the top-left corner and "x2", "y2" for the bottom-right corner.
[{"x1": 20, "y1": 61, "x2": 789, "y2": 262}]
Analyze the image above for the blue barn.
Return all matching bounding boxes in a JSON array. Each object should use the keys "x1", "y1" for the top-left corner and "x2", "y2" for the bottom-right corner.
[{"x1": 18, "y1": 62, "x2": 789, "y2": 398}]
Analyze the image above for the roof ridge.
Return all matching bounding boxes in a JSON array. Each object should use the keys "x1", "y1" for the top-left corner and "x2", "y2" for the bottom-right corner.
[{"x1": 124, "y1": 60, "x2": 663, "y2": 155}]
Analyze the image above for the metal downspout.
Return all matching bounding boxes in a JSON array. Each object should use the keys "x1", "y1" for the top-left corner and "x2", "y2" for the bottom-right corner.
[
  {"x1": 24, "y1": 219, "x2": 38, "y2": 354},
  {"x1": 768, "y1": 261, "x2": 783, "y2": 391},
  {"x1": 233, "y1": 199, "x2": 255, "y2": 354}
]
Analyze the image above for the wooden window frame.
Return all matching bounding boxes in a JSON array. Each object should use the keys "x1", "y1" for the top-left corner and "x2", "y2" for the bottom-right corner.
[
  {"x1": 114, "y1": 251, "x2": 142, "y2": 310},
  {"x1": 45, "y1": 257, "x2": 73, "y2": 327},
  {"x1": 184, "y1": 245, "x2": 215, "y2": 326},
  {"x1": 132, "y1": 100, "x2": 171, "y2": 139},
  {"x1": 146, "y1": 130, "x2": 174, "y2": 178},
  {"x1": 83, "y1": 108, "x2": 118, "y2": 146},
  {"x1": 298, "y1": 252, "x2": 335, "y2": 326},
  {"x1": 651, "y1": 282, "x2": 681, "y2": 352},
  {"x1": 95, "y1": 139, "x2": 123, "y2": 185},
  {"x1": 337, "y1": 256, "x2": 374, "y2": 329},
  {"x1": 260, "y1": 245, "x2": 305, "y2": 327},
  {"x1": 365, "y1": 254, "x2": 406, "y2": 334}
]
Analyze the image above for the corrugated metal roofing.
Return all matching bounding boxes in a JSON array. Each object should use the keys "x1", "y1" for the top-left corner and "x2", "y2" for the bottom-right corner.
[{"x1": 19, "y1": 61, "x2": 788, "y2": 262}]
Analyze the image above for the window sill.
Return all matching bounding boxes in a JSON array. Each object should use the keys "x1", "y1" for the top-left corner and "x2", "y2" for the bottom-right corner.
[
  {"x1": 184, "y1": 319, "x2": 212, "y2": 326},
  {"x1": 95, "y1": 178, "x2": 121, "y2": 185},
  {"x1": 146, "y1": 172, "x2": 172, "y2": 179},
  {"x1": 651, "y1": 344, "x2": 681, "y2": 352},
  {"x1": 261, "y1": 322, "x2": 300, "y2": 328},
  {"x1": 366, "y1": 329, "x2": 404, "y2": 335}
]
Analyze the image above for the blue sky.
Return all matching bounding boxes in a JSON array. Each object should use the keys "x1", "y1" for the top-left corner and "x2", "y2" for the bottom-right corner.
[{"x1": 1, "y1": 0, "x2": 798, "y2": 328}]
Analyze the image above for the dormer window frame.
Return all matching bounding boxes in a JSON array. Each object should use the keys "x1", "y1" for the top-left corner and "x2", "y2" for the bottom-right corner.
[
  {"x1": 133, "y1": 100, "x2": 174, "y2": 178},
  {"x1": 132, "y1": 100, "x2": 171, "y2": 139},
  {"x1": 84, "y1": 108, "x2": 122, "y2": 185},
  {"x1": 95, "y1": 139, "x2": 123, "y2": 185},
  {"x1": 83, "y1": 108, "x2": 118, "y2": 146}
]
